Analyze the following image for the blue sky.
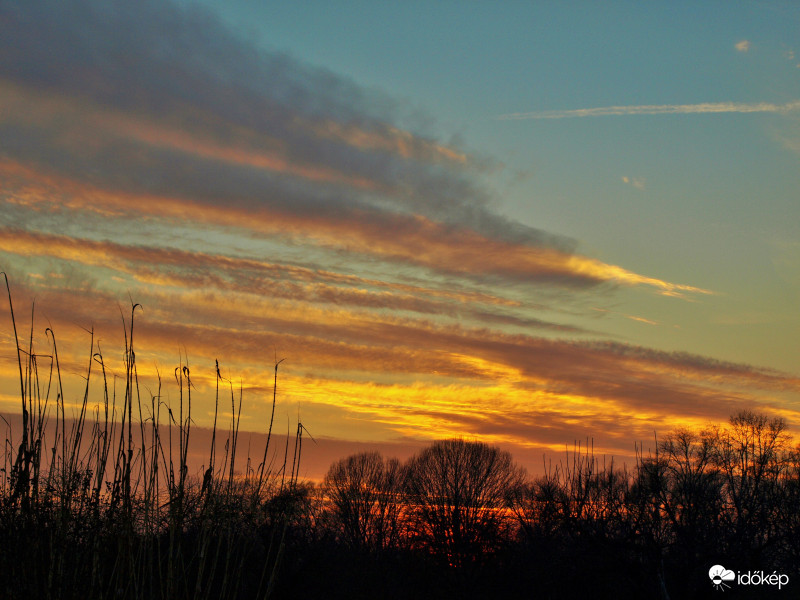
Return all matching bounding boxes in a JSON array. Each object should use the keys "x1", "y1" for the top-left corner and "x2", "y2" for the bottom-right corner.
[
  {"x1": 197, "y1": 0, "x2": 800, "y2": 370},
  {"x1": 1, "y1": 0, "x2": 798, "y2": 478}
]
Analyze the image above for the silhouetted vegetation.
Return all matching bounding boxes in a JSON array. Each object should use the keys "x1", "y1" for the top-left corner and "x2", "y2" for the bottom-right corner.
[
  {"x1": 1, "y1": 278, "x2": 798, "y2": 599},
  {"x1": 296, "y1": 416, "x2": 798, "y2": 600},
  {"x1": 0, "y1": 276, "x2": 302, "y2": 599}
]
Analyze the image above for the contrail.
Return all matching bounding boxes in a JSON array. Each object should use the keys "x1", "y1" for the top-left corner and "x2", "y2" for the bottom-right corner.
[{"x1": 496, "y1": 101, "x2": 800, "y2": 120}]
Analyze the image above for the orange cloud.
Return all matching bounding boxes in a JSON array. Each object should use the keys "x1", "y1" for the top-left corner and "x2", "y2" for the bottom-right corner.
[
  {"x1": 311, "y1": 119, "x2": 468, "y2": 166},
  {"x1": 1, "y1": 162, "x2": 710, "y2": 297},
  {"x1": 6, "y1": 278, "x2": 793, "y2": 414},
  {"x1": 0, "y1": 81, "x2": 381, "y2": 192}
]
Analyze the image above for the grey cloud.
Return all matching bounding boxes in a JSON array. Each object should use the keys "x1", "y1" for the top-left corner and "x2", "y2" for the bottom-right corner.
[{"x1": 0, "y1": 0, "x2": 572, "y2": 256}]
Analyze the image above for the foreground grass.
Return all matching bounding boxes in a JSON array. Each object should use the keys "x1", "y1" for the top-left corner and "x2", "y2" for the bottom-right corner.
[{"x1": 0, "y1": 274, "x2": 304, "y2": 600}]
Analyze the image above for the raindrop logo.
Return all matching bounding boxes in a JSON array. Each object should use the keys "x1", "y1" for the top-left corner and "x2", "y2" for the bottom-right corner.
[{"x1": 709, "y1": 565, "x2": 735, "y2": 591}]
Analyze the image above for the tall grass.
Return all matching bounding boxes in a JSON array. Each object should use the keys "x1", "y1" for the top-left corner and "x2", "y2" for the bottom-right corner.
[{"x1": 0, "y1": 274, "x2": 304, "y2": 600}]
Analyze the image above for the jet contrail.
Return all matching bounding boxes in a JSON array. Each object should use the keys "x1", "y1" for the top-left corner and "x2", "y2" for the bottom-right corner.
[{"x1": 496, "y1": 101, "x2": 800, "y2": 120}]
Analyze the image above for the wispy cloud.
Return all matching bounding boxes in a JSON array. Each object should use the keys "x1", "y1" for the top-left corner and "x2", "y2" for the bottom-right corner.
[
  {"x1": 496, "y1": 100, "x2": 800, "y2": 120},
  {"x1": 622, "y1": 175, "x2": 646, "y2": 190},
  {"x1": 0, "y1": 227, "x2": 595, "y2": 334},
  {"x1": 1, "y1": 164, "x2": 710, "y2": 296}
]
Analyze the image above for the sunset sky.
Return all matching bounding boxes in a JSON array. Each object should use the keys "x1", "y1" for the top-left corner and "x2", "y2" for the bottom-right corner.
[{"x1": 1, "y1": 0, "x2": 799, "y2": 479}]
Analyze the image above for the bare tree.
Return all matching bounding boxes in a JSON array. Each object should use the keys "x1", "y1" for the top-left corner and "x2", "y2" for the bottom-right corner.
[
  {"x1": 776, "y1": 444, "x2": 800, "y2": 563},
  {"x1": 658, "y1": 428, "x2": 724, "y2": 569},
  {"x1": 324, "y1": 451, "x2": 402, "y2": 552},
  {"x1": 712, "y1": 410, "x2": 790, "y2": 560},
  {"x1": 509, "y1": 469, "x2": 567, "y2": 541},
  {"x1": 403, "y1": 439, "x2": 525, "y2": 566},
  {"x1": 510, "y1": 442, "x2": 628, "y2": 542}
]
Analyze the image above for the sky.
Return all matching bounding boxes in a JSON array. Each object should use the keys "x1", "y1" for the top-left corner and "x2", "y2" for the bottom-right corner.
[{"x1": 1, "y1": 0, "x2": 799, "y2": 479}]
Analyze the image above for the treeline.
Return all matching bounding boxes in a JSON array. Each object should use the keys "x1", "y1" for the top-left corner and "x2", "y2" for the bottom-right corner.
[{"x1": 274, "y1": 411, "x2": 800, "y2": 599}]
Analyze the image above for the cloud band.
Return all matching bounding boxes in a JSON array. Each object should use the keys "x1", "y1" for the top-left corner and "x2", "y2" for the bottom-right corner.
[{"x1": 497, "y1": 101, "x2": 800, "y2": 121}]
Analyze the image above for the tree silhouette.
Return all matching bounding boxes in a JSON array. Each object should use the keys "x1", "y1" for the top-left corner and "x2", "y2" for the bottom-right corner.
[
  {"x1": 403, "y1": 439, "x2": 525, "y2": 567},
  {"x1": 712, "y1": 410, "x2": 790, "y2": 563},
  {"x1": 323, "y1": 451, "x2": 402, "y2": 552}
]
